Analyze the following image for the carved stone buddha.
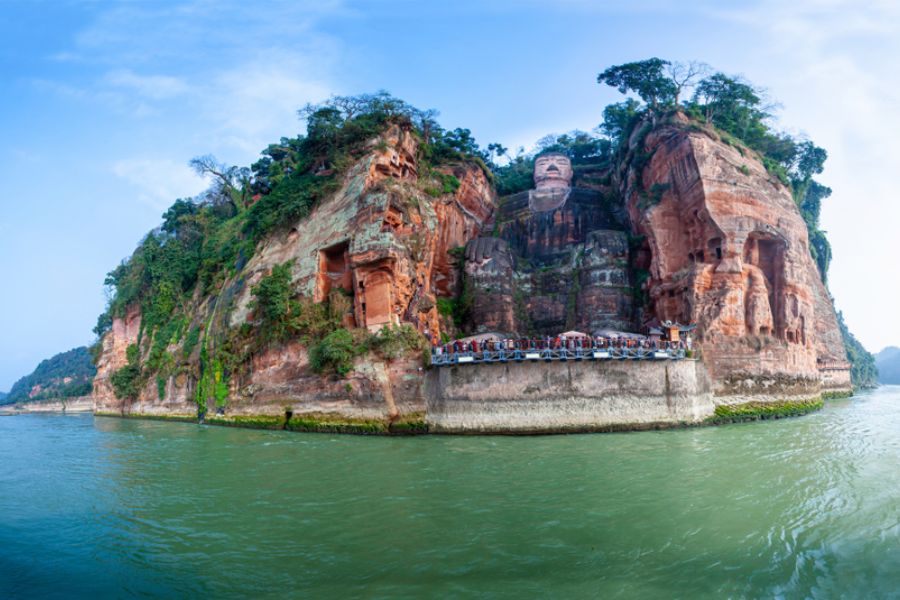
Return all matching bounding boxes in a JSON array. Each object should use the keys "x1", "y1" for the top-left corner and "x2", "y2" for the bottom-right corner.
[
  {"x1": 529, "y1": 152, "x2": 574, "y2": 212},
  {"x1": 463, "y1": 153, "x2": 635, "y2": 336}
]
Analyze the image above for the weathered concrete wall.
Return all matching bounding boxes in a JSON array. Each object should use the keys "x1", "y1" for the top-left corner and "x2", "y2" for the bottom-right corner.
[
  {"x1": 425, "y1": 360, "x2": 714, "y2": 433},
  {"x1": 0, "y1": 396, "x2": 94, "y2": 414},
  {"x1": 820, "y1": 367, "x2": 853, "y2": 394}
]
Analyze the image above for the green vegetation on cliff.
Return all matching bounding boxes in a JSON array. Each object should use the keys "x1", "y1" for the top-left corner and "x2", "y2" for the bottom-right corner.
[
  {"x1": 597, "y1": 57, "x2": 875, "y2": 384},
  {"x1": 837, "y1": 311, "x2": 878, "y2": 388},
  {"x1": 109, "y1": 344, "x2": 142, "y2": 401},
  {"x1": 3, "y1": 347, "x2": 95, "y2": 405},
  {"x1": 97, "y1": 93, "x2": 479, "y2": 407}
]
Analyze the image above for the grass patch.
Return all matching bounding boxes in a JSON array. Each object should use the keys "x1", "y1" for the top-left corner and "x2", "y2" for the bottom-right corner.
[
  {"x1": 821, "y1": 390, "x2": 853, "y2": 400},
  {"x1": 707, "y1": 398, "x2": 823, "y2": 424}
]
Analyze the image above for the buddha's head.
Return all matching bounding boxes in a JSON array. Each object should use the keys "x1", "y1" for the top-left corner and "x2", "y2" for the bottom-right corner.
[{"x1": 533, "y1": 152, "x2": 573, "y2": 191}]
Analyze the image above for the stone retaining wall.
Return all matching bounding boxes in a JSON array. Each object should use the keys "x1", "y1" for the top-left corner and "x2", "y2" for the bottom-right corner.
[
  {"x1": 425, "y1": 360, "x2": 715, "y2": 433},
  {"x1": 819, "y1": 367, "x2": 853, "y2": 394}
]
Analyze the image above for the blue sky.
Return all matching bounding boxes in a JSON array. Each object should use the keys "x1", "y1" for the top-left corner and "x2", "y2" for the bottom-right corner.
[{"x1": 1, "y1": 0, "x2": 897, "y2": 390}]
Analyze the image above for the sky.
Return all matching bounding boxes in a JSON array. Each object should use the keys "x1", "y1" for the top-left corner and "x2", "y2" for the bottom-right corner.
[{"x1": 0, "y1": 0, "x2": 898, "y2": 390}]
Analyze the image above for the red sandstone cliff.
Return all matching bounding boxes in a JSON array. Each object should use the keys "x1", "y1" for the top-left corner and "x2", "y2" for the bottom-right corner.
[
  {"x1": 620, "y1": 113, "x2": 850, "y2": 398},
  {"x1": 93, "y1": 114, "x2": 851, "y2": 422},
  {"x1": 92, "y1": 126, "x2": 496, "y2": 419}
]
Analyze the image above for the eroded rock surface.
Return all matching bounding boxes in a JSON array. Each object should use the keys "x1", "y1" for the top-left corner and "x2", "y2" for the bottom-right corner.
[
  {"x1": 94, "y1": 125, "x2": 496, "y2": 418},
  {"x1": 622, "y1": 114, "x2": 849, "y2": 397}
]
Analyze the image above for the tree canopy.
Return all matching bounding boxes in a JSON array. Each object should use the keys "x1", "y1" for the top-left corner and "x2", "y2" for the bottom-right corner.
[
  {"x1": 4, "y1": 347, "x2": 95, "y2": 404},
  {"x1": 596, "y1": 58, "x2": 834, "y2": 280},
  {"x1": 597, "y1": 58, "x2": 677, "y2": 110}
]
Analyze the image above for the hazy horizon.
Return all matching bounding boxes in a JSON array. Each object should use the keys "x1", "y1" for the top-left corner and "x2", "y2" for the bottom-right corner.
[{"x1": 1, "y1": 0, "x2": 898, "y2": 390}]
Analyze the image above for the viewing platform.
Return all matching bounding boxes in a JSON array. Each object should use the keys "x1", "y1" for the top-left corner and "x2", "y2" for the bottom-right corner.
[{"x1": 431, "y1": 342, "x2": 687, "y2": 367}]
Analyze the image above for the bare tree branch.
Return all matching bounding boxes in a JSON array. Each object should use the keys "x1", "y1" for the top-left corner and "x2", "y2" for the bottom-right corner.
[{"x1": 667, "y1": 60, "x2": 711, "y2": 106}]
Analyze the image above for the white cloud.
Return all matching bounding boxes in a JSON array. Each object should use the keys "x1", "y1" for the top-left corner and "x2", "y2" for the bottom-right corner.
[
  {"x1": 111, "y1": 158, "x2": 208, "y2": 211},
  {"x1": 38, "y1": 1, "x2": 343, "y2": 156},
  {"x1": 204, "y1": 57, "x2": 334, "y2": 154},
  {"x1": 104, "y1": 69, "x2": 190, "y2": 100},
  {"x1": 710, "y1": 0, "x2": 900, "y2": 352}
]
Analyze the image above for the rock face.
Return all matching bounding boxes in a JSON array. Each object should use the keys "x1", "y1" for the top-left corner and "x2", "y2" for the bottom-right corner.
[
  {"x1": 231, "y1": 125, "x2": 494, "y2": 339},
  {"x1": 621, "y1": 114, "x2": 850, "y2": 398},
  {"x1": 93, "y1": 306, "x2": 141, "y2": 410},
  {"x1": 93, "y1": 125, "x2": 496, "y2": 418}
]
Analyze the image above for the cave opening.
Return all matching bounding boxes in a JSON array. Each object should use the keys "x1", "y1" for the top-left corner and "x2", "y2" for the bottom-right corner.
[
  {"x1": 316, "y1": 241, "x2": 352, "y2": 301},
  {"x1": 708, "y1": 237, "x2": 723, "y2": 261}
]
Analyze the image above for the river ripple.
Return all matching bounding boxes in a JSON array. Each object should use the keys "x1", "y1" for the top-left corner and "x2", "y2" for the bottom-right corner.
[{"x1": 1, "y1": 388, "x2": 899, "y2": 598}]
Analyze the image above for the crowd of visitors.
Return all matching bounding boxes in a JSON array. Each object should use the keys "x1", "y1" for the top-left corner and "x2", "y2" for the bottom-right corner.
[{"x1": 432, "y1": 334, "x2": 689, "y2": 358}]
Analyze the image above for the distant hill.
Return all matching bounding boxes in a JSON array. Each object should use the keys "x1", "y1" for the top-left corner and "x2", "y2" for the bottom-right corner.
[
  {"x1": 3, "y1": 347, "x2": 95, "y2": 405},
  {"x1": 0, "y1": 391, "x2": 7, "y2": 402},
  {"x1": 876, "y1": 347, "x2": 900, "y2": 384}
]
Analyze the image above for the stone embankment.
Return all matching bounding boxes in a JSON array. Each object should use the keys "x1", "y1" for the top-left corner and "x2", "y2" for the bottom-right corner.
[
  {"x1": 426, "y1": 360, "x2": 715, "y2": 433},
  {"x1": 0, "y1": 396, "x2": 94, "y2": 414}
]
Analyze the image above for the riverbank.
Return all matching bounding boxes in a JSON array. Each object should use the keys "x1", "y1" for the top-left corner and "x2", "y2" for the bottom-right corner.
[
  {"x1": 14, "y1": 358, "x2": 852, "y2": 435},
  {"x1": 93, "y1": 397, "x2": 833, "y2": 435},
  {"x1": 94, "y1": 410, "x2": 429, "y2": 435},
  {"x1": 88, "y1": 359, "x2": 843, "y2": 435},
  {"x1": 0, "y1": 395, "x2": 93, "y2": 415}
]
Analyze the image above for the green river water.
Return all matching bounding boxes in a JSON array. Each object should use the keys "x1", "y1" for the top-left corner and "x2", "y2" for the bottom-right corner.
[{"x1": 1, "y1": 387, "x2": 899, "y2": 599}]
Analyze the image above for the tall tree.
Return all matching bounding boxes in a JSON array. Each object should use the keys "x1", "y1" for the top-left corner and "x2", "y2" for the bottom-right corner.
[
  {"x1": 189, "y1": 155, "x2": 251, "y2": 213},
  {"x1": 597, "y1": 58, "x2": 676, "y2": 111},
  {"x1": 600, "y1": 99, "x2": 642, "y2": 145},
  {"x1": 692, "y1": 73, "x2": 762, "y2": 127}
]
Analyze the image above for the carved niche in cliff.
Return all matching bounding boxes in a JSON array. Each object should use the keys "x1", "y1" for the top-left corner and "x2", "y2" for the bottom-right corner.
[
  {"x1": 315, "y1": 241, "x2": 352, "y2": 300},
  {"x1": 464, "y1": 153, "x2": 634, "y2": 336}
]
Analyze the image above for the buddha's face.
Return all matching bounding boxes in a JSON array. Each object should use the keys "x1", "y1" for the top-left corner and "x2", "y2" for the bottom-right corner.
[{"x1": 533, "y1": 153, "x2": 573, "y2": 190}]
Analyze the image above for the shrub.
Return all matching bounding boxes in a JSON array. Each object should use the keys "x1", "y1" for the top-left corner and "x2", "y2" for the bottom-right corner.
[
  {"x1": 367, "y1": 324, "x2": 425, "y2": 360},
  {"x1": 213, "y1": 359, "x2": 229, "y2": 407},
  {"x1": 436, "y1": 297, "x2": 455, "y2": 317},
  {"x1": 310, "y1": 328, "x2": 358, "y2": 376},
  {"x1": 110, "y1": 344, "x2": 143, "y2": 401},
  {"x1": 250, "y1": 262, "x2": 295, "y2": 342},
  {"x1": 182, "y1": 326, "x2": 201, "y2": 358}
]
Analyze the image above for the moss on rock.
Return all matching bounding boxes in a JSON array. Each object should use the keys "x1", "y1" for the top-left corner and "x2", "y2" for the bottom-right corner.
[{"x1": 707, "y1": 398, "x2": 824, "y2": 424}]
